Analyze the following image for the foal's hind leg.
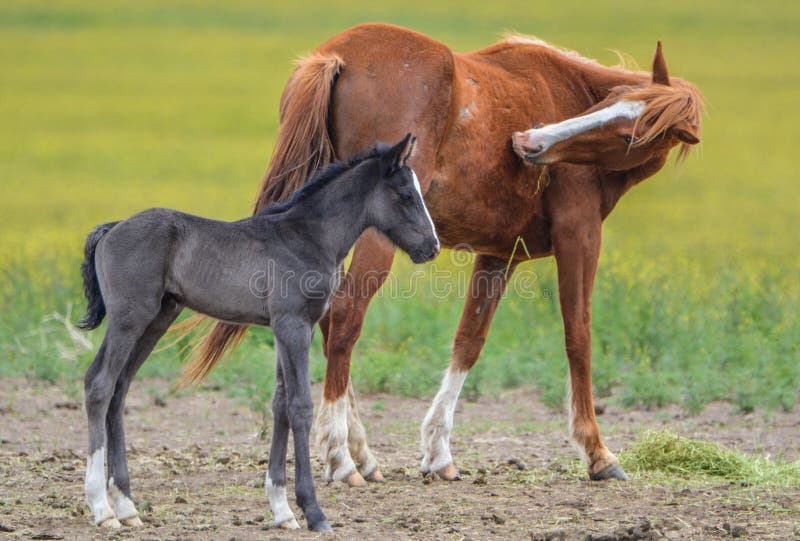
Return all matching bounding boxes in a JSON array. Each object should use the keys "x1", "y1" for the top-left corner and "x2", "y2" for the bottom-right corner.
[
  {"x1": 105, "y1": 298, "x2": 183, "y2": 526},
  {"x1": 84, "y1": 310, "x2": 156, "y2": 527}
]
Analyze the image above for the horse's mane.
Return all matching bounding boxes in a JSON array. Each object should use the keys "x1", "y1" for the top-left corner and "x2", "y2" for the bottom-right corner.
[
  {"x1": 260, "y1": 142, "x2": 392, "y2": 214},
  {"x1": 502, "y1": 33, "x2": 597, "y2": 65},
  {"x1": 627, "y1": 83, "x2": 705, "y2": 161}
]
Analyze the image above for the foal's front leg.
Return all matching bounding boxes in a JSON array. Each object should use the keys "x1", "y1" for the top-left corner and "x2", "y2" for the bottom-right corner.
[
  {"x1": 266, "y1": 361, "x2": 300, "y2": 529},
  {"x1": 273, "y1": 316, "x2": 331, "y2": 532}
]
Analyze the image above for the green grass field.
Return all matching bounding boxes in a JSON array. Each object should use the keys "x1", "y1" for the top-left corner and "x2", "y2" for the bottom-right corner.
[{"x1": 1, "y1": 0, "x2": 798, "y2": 415}]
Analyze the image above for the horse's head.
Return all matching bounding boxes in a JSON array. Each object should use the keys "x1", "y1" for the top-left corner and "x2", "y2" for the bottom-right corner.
[
  {"x1": 370, "y1": 134, "x2": 440, "y2": 263},
  {"x1": 512, "y1": 42, "x2": 703, "y2": 171}
]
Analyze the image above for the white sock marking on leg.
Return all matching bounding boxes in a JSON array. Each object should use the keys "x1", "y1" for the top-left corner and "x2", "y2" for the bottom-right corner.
[
  {"x1": 107, "y1": 477, "x2": 138, "y2": 521},
  {"x1": 315, "y1": 396, "x2": 356, "y2": 481},
  {"x1": 346, "y1": 386, "x2": 378, "y2": 477},
  {"x1": 85, "y1": 447, "x2": 116, "y2": 525},
  {"x1": 420, "y1": 369, "x2": 467, "y2": 472},
  {"x1": 266, "y1": 476, "x2": 296, "y2": 526}
]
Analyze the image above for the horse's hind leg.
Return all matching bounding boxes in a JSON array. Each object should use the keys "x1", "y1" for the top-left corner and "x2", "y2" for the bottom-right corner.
[
  {"x1": 105, "y1": 297, "x2": 183, "y2": 526},
  {"x1": 316, "y1": 230, "x2": 395, "y2": 487}
]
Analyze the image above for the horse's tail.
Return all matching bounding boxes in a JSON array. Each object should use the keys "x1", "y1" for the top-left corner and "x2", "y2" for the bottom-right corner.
[
  {"x1": 77, "y1": 222, "x2": 119, "y2": 330},
  {"x1": 177, "y1": 52, "x2": 344, "y2": 387}
]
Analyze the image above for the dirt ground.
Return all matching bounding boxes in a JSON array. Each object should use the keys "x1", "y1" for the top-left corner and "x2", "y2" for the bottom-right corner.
[{"x1": 0, "y1": 379, "x2": 798, "y2": 541}]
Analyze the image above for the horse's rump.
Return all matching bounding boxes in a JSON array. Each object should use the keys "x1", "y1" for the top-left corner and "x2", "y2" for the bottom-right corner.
[
  {"x1": 179, "y1": 50, "x2": 344, "y2": 385},
  {"x1": 179, "y1": 24, "x2": 457, "y2": 385}
]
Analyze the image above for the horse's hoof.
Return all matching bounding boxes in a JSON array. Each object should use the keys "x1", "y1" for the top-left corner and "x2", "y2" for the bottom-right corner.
[
  {"x1": 589, "y1": 462, "x2": 630, "y2": 481},
  {"x1": 310, "y1": 519, "x2": 333, "y2": 532},
  {"x1": 279, "y1": 517, "x2": 301, "y2": 530},
  {"x1": 435, "y1": 463, "x2": 461, "y2": 481},
  {"x1": 98, "y1": 517, "x2": 122, "y2": 529},
  {"x1": 346, "y1": 470, "x2": 368, "y2": 487},
  {"x1": 121, "y1": 515, "x2": 143, "y2": 527},
  {"x1": 364, "y1": 467, "x2": 385, "y2": 483}
]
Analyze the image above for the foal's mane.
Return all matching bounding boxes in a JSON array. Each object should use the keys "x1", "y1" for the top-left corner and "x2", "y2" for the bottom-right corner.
[
  {"x1": 626, "y1": 83, "x2": 705, "y2": 161},
  {"x1": 260, "y1": 142, "x2": 392, "y2": 214}
]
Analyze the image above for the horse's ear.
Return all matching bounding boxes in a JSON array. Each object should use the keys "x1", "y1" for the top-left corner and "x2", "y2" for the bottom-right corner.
[
  {"x1": 672, "y1": 125, "x2": 700, "y2": 145},
  {"x1": 652, "y1": 41, "x2": 671, "y2": 86},
  {"x1": 381, "y1": 133, "x2": 414, "y2": 176}
]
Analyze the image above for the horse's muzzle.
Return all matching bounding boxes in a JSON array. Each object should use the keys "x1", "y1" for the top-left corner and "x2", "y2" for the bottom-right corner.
[{"x1": 512, "y1": 132, "x2": 545, "y2": 163}]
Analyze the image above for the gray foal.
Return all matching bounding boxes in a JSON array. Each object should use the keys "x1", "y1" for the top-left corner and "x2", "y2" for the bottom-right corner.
[{"x1": 77, "y1": 134, "x2": 439, "y2": 531}]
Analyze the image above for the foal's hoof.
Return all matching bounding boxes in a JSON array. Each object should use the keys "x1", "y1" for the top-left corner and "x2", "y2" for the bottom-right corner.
[
  {"x1": 98, "y1": 517, "x2": 122, "y2": 529},
  {"x1": 121, "y1": 515, "x2": 143, "y2": 527},
  {"x1": 436, "y1": 463, "x2": 461, "y2": 481},
  {"x1": 310, "y1": 519, "x2": 333, "y2": 532},
  {"x1": 279, "y1": 517, "x2": 301, "y2": 530},
  {"x1": 346, "y1": 470, "x2": 368, "y2": 487},
  {"x1": 589, "y1": 462, "x2": 630, "y2": 481},
  {"x1": 364, "y1": 467, "x2": 385, "y2": 483}
]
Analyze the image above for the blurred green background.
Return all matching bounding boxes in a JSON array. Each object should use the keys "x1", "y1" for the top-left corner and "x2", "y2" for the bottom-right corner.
[{"x1": 1, "y1": 1, "x2": 798, "y2": 415}]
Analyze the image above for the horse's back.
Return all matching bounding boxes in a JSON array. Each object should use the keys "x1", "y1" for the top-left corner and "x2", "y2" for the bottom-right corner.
[{"x1": 317, "y1": 24, "x2": 455, "y2": 180}]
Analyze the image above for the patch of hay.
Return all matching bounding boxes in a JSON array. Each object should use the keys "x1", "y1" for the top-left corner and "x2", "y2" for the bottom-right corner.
[{"x1": 620, "y1": 430, "x2": 800, "y2": 486}]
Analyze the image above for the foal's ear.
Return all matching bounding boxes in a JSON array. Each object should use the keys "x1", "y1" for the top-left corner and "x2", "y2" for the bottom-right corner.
[
  {"x1": 652, "y1": 41, "x2": 671, "y2": 86},
  {"x1": 380, "y1": 133, "x2": 414, "y2": 176},
  {"x1": 401, "y1": 135, "x2": 417, "y2": 167}
]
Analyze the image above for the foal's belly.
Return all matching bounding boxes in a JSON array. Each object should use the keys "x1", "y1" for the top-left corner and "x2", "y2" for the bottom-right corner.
[{"x1": 167, "y1": 246, "x2": 273, "y2": 326}]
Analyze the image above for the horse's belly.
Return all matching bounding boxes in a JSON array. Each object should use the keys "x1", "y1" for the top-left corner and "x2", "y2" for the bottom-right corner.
[{"x1": 425, "y1": 160, "x2": 553, "y2": 258}]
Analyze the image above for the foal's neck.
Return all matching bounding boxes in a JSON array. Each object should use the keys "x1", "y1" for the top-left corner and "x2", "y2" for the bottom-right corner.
[{"x1": 258, "y1": 166, "x2": 372, "y2": 265}]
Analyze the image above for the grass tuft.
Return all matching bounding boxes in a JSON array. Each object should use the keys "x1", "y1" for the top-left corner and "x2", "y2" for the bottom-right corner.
[{"x1": 620, "y1": 429, "x2": 800, "y2": 487}]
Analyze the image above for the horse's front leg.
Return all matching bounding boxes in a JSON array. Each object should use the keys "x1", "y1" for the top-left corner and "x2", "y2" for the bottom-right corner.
[
  {"x1": 316, "y1": 230, "x2": 395, "y2": 486},
  {"x1": 273, "y1": 316, "x2": 331, "y2": 532},
  {"x1": 421, "y1": 254, "x2": 514, "y2": 480},
  {"x1": 553, "y1": 218, "x2": 628, "y2": 481}
]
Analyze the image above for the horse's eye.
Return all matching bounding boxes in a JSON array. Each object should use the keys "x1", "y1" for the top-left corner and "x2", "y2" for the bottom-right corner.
[
  {"x1": 622, "y1": 135, "x2": 633, "y2": 145},
  {"x1": 401, "y1": 191, "x2": 413, "y2": 201}
]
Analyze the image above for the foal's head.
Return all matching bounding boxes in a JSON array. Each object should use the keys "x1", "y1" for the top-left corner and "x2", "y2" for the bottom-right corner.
[
  {"x1": 512, "y1": 42, "x2": 703, "y2": 171},
  {"x1": 369, "y1": 134, "x2": 440, "y2": 263}
]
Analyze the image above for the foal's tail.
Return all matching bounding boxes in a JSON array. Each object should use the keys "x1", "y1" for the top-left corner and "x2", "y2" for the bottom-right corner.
[
  {"x1": 77, "y1": 222, "x2": 119, "y2": 330},
  {"x1": 177, "y1": 51, "x2": 344, "y2": 386}
]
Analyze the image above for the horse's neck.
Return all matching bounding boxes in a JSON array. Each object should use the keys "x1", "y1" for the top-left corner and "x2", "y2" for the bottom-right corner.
[
  {"x1": 580, "y1": 63, "x2": 650, "y2": 101},
  {"x1": 485, "y1": 44, "x2": 648, "y2": 103},
  {"x1": 600, "y1": 154, "x2": 669, "y2": 218}
]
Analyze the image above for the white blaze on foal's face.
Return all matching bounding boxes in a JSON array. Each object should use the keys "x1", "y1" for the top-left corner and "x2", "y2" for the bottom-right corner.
[{"x1": 410, "y1": 169, "x2": 439, "y2": 251}]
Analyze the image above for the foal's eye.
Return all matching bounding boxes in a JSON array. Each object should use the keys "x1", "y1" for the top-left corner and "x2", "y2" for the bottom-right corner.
[
  {"x1": 401, "y1": 191, "x2": 413, "y2": 201},
  {"x1": 621, "y1": 134, "x2": 633, "y2": 145}
]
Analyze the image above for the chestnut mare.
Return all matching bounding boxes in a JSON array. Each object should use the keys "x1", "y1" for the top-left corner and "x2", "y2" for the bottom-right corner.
[{"x1": 182, "y1": 24, "x2": 703, "y2": 485}]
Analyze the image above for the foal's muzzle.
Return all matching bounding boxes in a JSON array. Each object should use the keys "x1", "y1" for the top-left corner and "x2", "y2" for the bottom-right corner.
[{"x1": 411, "y1": 239, "x2": 440, "y2": 264}]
